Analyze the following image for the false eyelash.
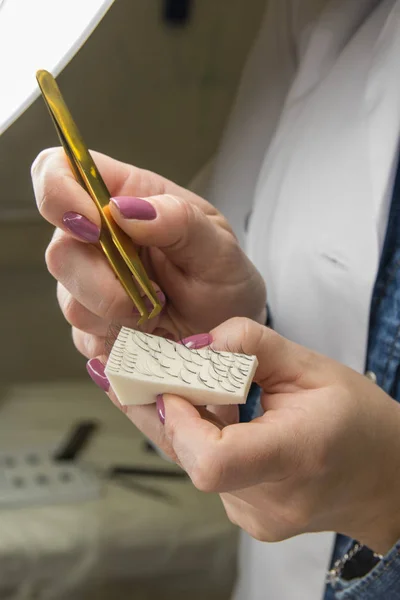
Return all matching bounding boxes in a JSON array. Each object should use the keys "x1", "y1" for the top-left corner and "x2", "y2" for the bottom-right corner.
[
  {"x1": 135, "y1": 362, "x2": 164, "y2": 379},
  {"x1": 175, "y1": 343, "x2": 195, "y2": 362},
  {"x1": 227, "y1": 375, "x2": 243, "y2": 389},
  {"x1": 121, "y1": 358, "x2": 137, "y2": 371},
  {"x1": 183, "y1": 362, "x2": 198, "y2": 375},
  {"x1": 180, "y1": 369, "x2": 193, "y2": 385},
  {"x1": 210, "y1": 367, "x2": 228, "y2": 382},
  {"x1": 185, "y1": 349, "x2": 203, "y2": 367},
  {"x1": 132, "y1": 335, "x2": 151, "y2": 353},
  {"x1": 236, "y1": 354, "x2": 252, "y2": 364},
  {"x1": 158, "y1": 356, "x2": 172, "y2": 369},
  {"x1": 218, "y1": 379, "x2": 237, "y2": 394},
  {"x1": 228, "y1": 368, "x2": 244, "y2": 384},
  {"x1": 216, "y1": 352, "x2": 236, "y2": 364},
  {"x1": 197, "y1": 373, "x2": 216, "y2": 389},
  {"x1": 208, "y1": 364, "x2": 221, "y2": 381},
  {"x1": 142, "y1": 333, "x2": 162, "y2": 353},
  {"x1": 120, "y1": 363, "x2": 135, "y2": 374},
  {"x1": 107, "y1": 328, "x2": 252, "y2": 396},
  {"x1": 209, "y1": 355, "x2": 230, "y2": 376}
]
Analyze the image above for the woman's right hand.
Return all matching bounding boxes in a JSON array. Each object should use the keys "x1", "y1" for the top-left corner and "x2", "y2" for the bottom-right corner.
[{"x1": 32, "y1": 148, "x2": 266, "y2": 360}]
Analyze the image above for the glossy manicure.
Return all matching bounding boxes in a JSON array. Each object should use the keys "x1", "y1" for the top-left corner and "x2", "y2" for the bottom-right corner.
[
  {"x1": 156, "y1": 394, "x2": 165, "y2": 425},
  {"x1": 179, "y1": 333, "x2": 212, "y2": 349},
  {"x1": 86, "y1": 359, "x2": 110, "y2": 392},
  {"x1": 111, "y1": 196, "x2": 157, "y2": 220},
  {"x1": 63, "y1": 212, "x2": 100, "y2": 243}
]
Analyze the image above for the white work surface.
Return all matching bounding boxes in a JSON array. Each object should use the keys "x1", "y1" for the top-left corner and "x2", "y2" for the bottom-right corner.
[
  {"x1": 0, "y1": 0, "x2": 115, "y2": 135},
  {"x1": 0, "y1": 381, "x2": 237, "y2": 600}
]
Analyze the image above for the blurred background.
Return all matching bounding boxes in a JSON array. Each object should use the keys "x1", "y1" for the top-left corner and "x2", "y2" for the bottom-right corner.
[{"x1": 0, "y1": 1, "x2": 266, "y2": 598}]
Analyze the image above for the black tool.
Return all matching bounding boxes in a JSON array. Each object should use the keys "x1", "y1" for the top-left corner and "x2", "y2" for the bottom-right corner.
[
  {"x1": 163, "y1": 0, "x2": 192, "y2": 25},
  {"x1": 109, "y1": 465, "x2": 187, "y2": 479},
  {"x1": 53, "y1": 421, "x2": 99, "y2": 462}
]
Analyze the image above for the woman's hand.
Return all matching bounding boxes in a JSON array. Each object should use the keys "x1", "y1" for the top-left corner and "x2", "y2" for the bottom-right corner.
[
  {"x1": 104, "y1": 318, "x2": 400, "y2": 556},
  {"x1": 32, "y1": 148, "x2": 266, "y2": 358}
]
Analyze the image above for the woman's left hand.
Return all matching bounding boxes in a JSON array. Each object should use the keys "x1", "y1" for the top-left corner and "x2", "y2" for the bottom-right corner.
[{"x1": 123, "y1": 318, "x2": 400, "y2": 555}]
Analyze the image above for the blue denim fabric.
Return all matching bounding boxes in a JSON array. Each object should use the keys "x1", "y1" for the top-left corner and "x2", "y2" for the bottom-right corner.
[
  {"x1": 238, "y1": 308, "x2": 272, "y2": 423},
  {"x1": 239, "y1": 382, "x2": 261, "y2": 423},
  {"x1": 324, "y1": 156, "x2": 400, "y2": 599},
  {"x1": 326, "y1": 542, "x2": 400, "y2": 599}
]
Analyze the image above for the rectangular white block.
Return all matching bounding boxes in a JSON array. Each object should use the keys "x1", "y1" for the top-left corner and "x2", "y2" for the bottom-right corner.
[{"x1": 105, "y1": 328, "x2": 258, "y2": 407}]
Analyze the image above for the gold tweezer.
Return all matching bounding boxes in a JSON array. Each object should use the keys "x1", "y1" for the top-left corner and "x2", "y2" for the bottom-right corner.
[{"x1": 36, "y1": 69, "x2": 162, "y2": 324}]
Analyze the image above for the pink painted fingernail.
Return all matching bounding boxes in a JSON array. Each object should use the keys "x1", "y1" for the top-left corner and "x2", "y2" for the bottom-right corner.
[
  {"x1": 111, "y1": 197, "x2": 157, "y2": 220},
  {"x1": 179, "y1": 333, "x2": 212, "y2": 349},
  {"x1": 156, "y1": 394, "x2": 165, "y2": 425},
  {"x1": 132, "y1": 289, "x2": 166, "y2": 315},
  {"x1": 86, "y1": 359, "x2": 110, "y2": 392},
  {"x1": 62, "y1": 212, "x2": 100, "y2": 243}
]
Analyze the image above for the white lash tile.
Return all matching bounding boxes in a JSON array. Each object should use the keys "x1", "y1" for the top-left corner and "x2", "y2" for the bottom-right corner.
[{"x1": 105, "y1": 328, "x2": 258, "y2": 407}]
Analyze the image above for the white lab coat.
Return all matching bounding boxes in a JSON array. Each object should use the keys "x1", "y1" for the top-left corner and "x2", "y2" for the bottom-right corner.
[{"x1": 206, "y1": 0, "x2": 400, "y2": 598}]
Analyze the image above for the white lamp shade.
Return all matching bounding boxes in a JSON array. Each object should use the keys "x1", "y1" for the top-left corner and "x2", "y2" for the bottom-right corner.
[{"x1": 0, "y1": 0, "x2": 115, "y2": 135}]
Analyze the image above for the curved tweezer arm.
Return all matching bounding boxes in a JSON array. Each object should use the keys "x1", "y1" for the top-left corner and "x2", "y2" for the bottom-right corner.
[{"x1": 36, "y1": 70, "x2": 162, "y2": 324}]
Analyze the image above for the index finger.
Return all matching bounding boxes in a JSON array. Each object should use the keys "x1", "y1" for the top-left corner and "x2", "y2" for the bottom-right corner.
[{"x1": 32, "y1": 147, "x2": 213, "y2": 232}]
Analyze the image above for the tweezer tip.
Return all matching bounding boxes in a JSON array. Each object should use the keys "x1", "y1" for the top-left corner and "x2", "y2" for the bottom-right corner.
[{"x1": 148, "y1": 305, "x2": 163, "y2": 320}]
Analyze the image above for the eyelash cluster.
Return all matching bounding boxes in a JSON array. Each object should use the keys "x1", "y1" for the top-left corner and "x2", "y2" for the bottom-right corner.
[{"x1": 107, "y1": 328, "x2": 253, "y2": 394}]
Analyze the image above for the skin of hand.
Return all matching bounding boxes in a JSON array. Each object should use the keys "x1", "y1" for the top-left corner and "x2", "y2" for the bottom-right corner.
[
  {"x1": 32, "y1": 148, "x2": 266, "y2": 359},
  {"x1": 100, "y1": 318, "x2": 400, "y2": 556},
  {"x1": 33, "y1": 149, "x2": 400, "y2": 555}
]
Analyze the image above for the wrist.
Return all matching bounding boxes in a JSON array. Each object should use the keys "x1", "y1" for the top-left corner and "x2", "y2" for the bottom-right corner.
[
  {"x1": 357, "y1": 506, "x2": 400, "y2": 556},
  {"x1": 351, "y1": 403, "x2": 400, "y2": 555}
]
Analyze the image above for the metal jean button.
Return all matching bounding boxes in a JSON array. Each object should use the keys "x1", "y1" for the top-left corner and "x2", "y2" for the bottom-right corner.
[{"x1": 365, "y1": 370, "x2": 377, "y2": 383}]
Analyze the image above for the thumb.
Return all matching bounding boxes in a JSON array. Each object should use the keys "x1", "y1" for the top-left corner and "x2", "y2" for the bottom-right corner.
[
  {"x1": 109, "y1": 194, "x2": 234, "y2": 275},
  {"x1": 210, "y1": 318, "x2": 328, "y2": 392},
  {"x1": 161, "y1": 392, "x2": 300, "y2": 492}
]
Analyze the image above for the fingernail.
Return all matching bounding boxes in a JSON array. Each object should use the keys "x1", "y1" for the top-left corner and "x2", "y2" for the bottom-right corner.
[
  {"x1": 132, "y1": 289, "x2": 166, "y2": 315},
  {"x1": 86, "y1": 358, "x2": 110, "y2": 392},
  {"x1": 156, "y1": 394, "x2": 165, "y2": 425},
  {"x1": 179, "y1": 333, "x2": 212, "y2": 349},
  {"x1": 111, "y1": 197, "x2": 157, "y2": 220},
  {"x1": 62, "y1": 212, "x2": 100, "y2": 243}
]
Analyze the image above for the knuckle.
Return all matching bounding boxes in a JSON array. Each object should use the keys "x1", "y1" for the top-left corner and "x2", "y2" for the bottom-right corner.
[
  {"x1": 222, "y1": 316, "x2": 264, "y2": 354},
  {"x1": 228, "y1": 317, "x2": 257, "y2": 339},
  {"x1": 61, "y1": 294, "x2": 86, "y2": 330},
  {"x1": 31, "y1": 148, "x2": 57, "y2": 178},
  {"x1": 160, "y1": 195, "x2": 204, "y2": 254},
  {"x1": 72, "y1": 328, "x2": 103, "y2": 359},
  {"x1": 32, "y1": 148, "x2": 65, "y2": 216},
  {"x1": 97, "y1": 287, "x2": 127, "y2": 321},
  {"x1": 190, "y1": 452, "x2": 223, "y2": 493},
  {"x1": 45, "y1": 234, "x2": 68, "y2": 279}
]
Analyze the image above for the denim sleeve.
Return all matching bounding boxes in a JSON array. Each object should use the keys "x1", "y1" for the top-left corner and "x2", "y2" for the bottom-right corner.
[
  {"x1": 239, "y1": 305, "x2": 272, "y2": 423},
  {"x1": 330, "y1": 542, "x2": 400, "y2": 599}
]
